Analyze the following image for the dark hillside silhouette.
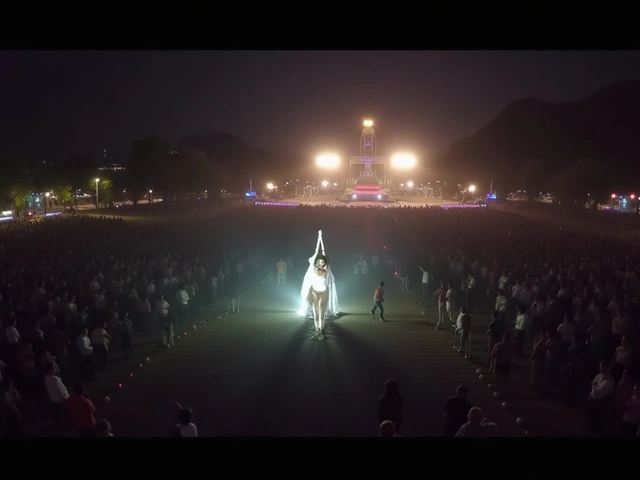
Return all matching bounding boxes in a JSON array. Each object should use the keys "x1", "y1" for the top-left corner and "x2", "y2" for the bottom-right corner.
[
  {"x1": 177, "y1": 131, "x2": 306, "y2": 188},
  {"x1": 437, "y1": 80, "x2": 640, "y2": 192}
]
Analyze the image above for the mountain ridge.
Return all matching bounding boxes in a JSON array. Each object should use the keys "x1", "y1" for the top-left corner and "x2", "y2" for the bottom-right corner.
[{"x1": 438, "y1": 79, "x2": 640, "y2": 190}]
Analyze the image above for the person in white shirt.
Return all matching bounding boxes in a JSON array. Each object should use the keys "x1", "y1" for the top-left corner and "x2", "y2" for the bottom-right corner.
[
  {"x1": 557, "y1": 314, "x2": 576, "y2": 347},
  {"x1": 75, "y1": 329, "x2": 95, "y2": 381},
  {"x1": 612, "y1": 336, "x2": 634, "y2": 382},
  {"x1": 44, "y1": 361, "x2": 69, "y2": 434},
  {"x1": 155, "y1": 295, "x2": 169, "y2": 317},
  {"x1": 588, "y1": 360, "x2": 616, "y2": 436},
  {"x1": 519, "y1": 284, "x2": 532, "y2": 309},
  {"x1": 65, "y1": 296, "x2": 78, "y2": 324},
  {"x1": 498, "y1": 271, "x2": 509, "y2": 293},
  {"x1": 90, "y1": 322, "x2": 111, "y2": 371},
  {"x1": 419, "y1": 266, "x2": 430, "y2": 299},
  {"x1": 4, "y1": 319, "x2": 20, "y2": 345},
  {"x1": 611, "y1": 309, "x2": 628, "y2": 338},
  {"x1": 89, "y1": 278, "x2": 100, "y2": 292},
  {"x1": 511, "y1": 280, "x2": 523, "y2": 302},
  {"x1": 494, "y1": 290, "x2": 508, "y2": 320},
  {"x1": 455, "y1": 407, "x2": 499, "y2": 437},
  {"x1": 172, "y1": 405, "x2": 198, "y2": 437},
  {"x1": 94, "y1": 289, "x2": 107, "y2": 310},
  {"x1": 513, "y1": 305, "x2": 531, "y2": 357}
]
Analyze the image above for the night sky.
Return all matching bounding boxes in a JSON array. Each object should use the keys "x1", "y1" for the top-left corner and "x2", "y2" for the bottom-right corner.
[{"x1": 3, "y1": 50, "x2": 640, "y2": 165}]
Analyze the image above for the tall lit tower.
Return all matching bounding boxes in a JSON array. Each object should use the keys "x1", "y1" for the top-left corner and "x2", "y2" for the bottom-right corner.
[{"x1": 360, "y1": 119, "x2": 376, "y2": 156}]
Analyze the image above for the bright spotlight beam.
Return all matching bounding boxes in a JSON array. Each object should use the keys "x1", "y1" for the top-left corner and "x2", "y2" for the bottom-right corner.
[
  {"x1": 316, "y1": 153, "x2": 340, "y2": 169},
  {"x1": 391, "y1": 153, "x2": 416, "y2": 169}
]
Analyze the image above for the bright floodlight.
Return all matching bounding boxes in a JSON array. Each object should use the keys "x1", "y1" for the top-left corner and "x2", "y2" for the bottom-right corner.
[
  {"x1": 363, "y1": 119, "x2": 373, "y2": 127},
  {"x1": 321, "y1": 180, "x2": 329, "y2": 188},
  {"x1": 266, "y1": 182, "x2": 274, "y2": 190},
  {"x1": 316, "y1": 154, "x2": 340, "y2": 169},
  {"x1": 469, "y1": 184, "x2": 476, "y2": 193},
  {"x1": 407, "y1": 181, "x2": 414, "y2": 188},
  {"x1": 391, "y1": 153, "x2": 416, "y2": 169},
  {"x1": 95, "y1": 178, "x2": 100, "y2": 183}
]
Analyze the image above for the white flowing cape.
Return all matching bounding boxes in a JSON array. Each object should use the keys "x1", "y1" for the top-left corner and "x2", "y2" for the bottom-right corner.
[{"x1": 300, "y1": 255, "x2": 340, "y2": 318}]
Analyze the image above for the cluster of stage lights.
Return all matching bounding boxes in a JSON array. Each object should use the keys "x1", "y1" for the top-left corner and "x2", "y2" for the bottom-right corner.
[
  {"x1": 316, "y1": 119, "x2": 416, "y2": 170},
  {"x1": 316, "y1": 152, "x2": 417, "y2": 169}
]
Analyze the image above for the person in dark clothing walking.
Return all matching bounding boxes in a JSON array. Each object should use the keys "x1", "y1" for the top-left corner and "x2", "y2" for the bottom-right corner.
[{"x1": 378, "y1": 378, "x2": 403, "y2": 433}]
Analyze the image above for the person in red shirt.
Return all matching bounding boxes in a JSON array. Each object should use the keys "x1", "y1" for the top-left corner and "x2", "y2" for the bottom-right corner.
[
  {"x1": 66, "y1": 383, "x2": 97, "y2": 437},
  {"x1": 370, "y1": 281, "x2": 386, "y2": 321}
]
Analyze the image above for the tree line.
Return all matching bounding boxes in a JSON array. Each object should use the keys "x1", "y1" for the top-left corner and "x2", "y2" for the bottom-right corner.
[{"x1": 0, "y1": 135, "x2": 229, "y2": 214}]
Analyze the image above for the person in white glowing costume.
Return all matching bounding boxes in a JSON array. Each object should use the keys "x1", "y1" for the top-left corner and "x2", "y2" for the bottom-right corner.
[{"x1": 300, "y1": 230, "x2": 339, "y2": 340}]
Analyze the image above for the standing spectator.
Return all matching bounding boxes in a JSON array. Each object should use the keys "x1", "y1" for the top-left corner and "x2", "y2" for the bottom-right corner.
[
  {"x1": 66, "y1": 384, "x2": 97, "y2": 437},
  {"x1": 378, "y1": 379, "x2": 403, "y2": 434},
  {"x1": 443, "y1": 385, "x2": 473, "y2": 437}
]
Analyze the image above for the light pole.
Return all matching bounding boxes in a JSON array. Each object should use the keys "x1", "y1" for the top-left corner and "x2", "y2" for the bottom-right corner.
[
  {"x1": 44, "y1": 191, "x2": 50, "y2": 215},
  {"x1": 95, "y1": 178, "x2": 100, "y2": 209},
  {"x1": 149, "y1": 189, "x2": 153, "y2": 204},
  {"x1": 468, "y1": 184, "x2": 476, "y2": 202}
]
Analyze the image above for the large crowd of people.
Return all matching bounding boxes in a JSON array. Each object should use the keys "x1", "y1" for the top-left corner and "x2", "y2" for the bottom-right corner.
[
  {"x1": 0, "y1": 213, "x2": 271, "y2": 436},
  {"x1": 1, "y1": 201, "x2": 639, "y2": 437}
]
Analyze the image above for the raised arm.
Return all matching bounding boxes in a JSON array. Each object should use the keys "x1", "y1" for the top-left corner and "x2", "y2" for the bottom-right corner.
[{"x1": 309, "y1": 232, "x2": 322, "y2": 264}]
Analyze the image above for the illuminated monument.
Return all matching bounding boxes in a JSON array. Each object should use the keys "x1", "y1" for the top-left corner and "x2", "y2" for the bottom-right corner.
[{"x1": 348, "y1": 120, "x2": 389, "y2": 188}]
